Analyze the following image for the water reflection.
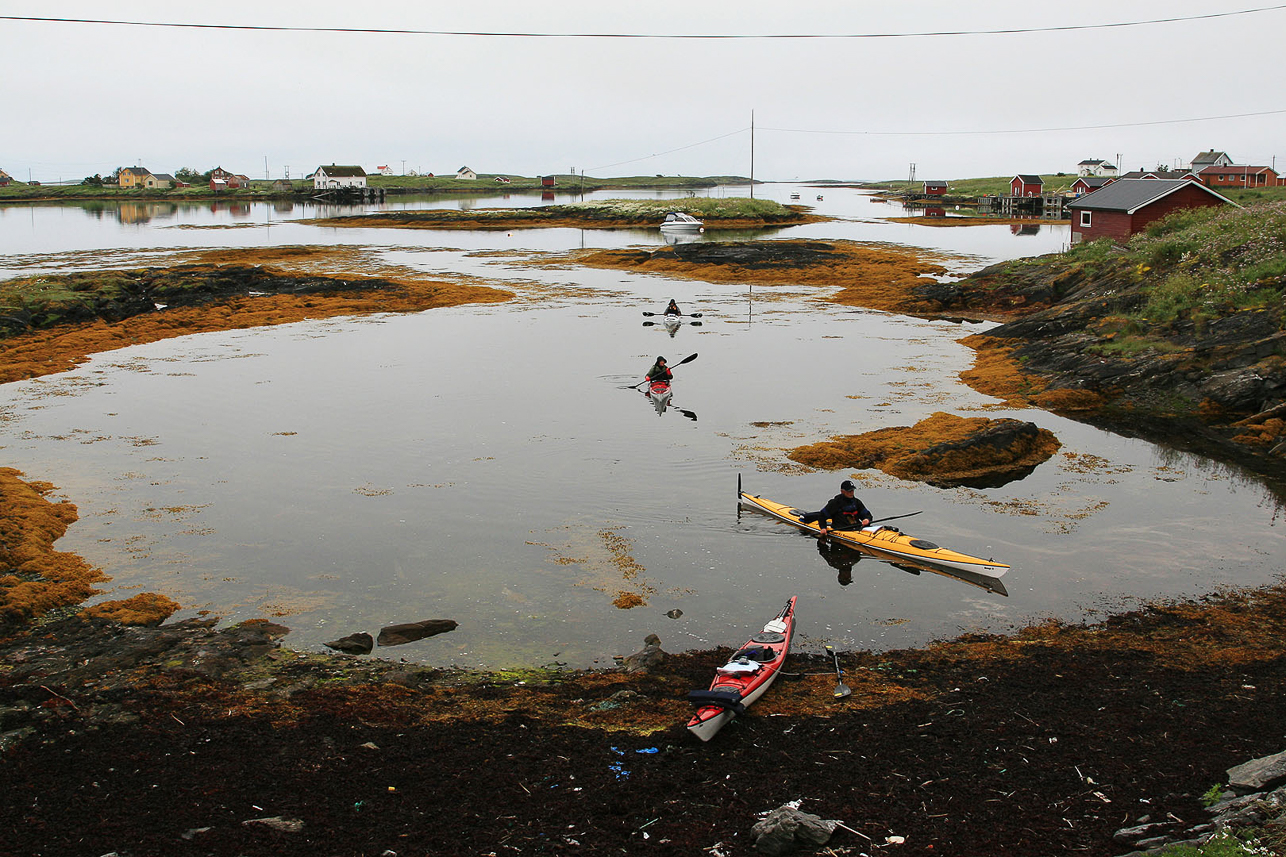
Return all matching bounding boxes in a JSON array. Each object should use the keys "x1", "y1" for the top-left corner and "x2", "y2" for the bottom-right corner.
[
  {"x1": 1011, "y1": 223, "x2": 1041, "y2": 236},
  {"x1": 640, "y1": 385, "x2": 697, "y2": 420},
  {"x1": 816, "y1": 537, "x2": 1008, "y2": 595},
  {"x1": 661, "y1": 229, "x2": 703, "y2": 246}
]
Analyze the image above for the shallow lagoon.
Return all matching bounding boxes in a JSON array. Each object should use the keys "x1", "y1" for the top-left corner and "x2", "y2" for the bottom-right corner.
[{"x1": 1, "y1": 184, "x2": 1281, "y2": 668}]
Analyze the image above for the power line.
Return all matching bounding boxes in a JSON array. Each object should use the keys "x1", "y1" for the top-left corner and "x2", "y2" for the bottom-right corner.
[
  {"x1": 763, "y1": 108, "x2": 1286, "y2": 137},
  {"x1": 2, "y1": 6, "x2": 1284, "y2": 39},
  {"x1": 586, "y1": 128, "x2": 748, "y2": 172}
]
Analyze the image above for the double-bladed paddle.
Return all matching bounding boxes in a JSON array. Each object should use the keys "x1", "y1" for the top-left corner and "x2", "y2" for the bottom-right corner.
[
  {"x1": 631, "y1": 352, "x2": 698, "y2": 389},
  {"x1": 642, "y1": 311, "x2": 702, "y2": 318}
]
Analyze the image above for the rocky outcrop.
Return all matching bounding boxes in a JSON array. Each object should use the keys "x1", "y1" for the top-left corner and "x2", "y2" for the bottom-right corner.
[
  {"x1": 324, "y1": 632, "x2": 374, "y2": 655},
  {"x1": 619, "y1": 633, "x2": 667, "y2": 673},
  {"x1": 1112, "y1": 749, "x2": 1286, "y2": 856},
  {"x1": 376, "y1": 619, "x2": 458, "y2": 647},
  {"x1": 929, "y1": 252, "x2": 1286, "y2": 482},
  {"x1": 789, "y1": 412, "x2": 1061, "y2": 488}
]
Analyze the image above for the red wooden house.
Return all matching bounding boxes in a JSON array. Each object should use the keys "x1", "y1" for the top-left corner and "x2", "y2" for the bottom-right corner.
[
  {"x1": 923, "y1": 180, "x2": 948, "y2": 196},
  {"x1": 1067, "y1": 178, "x2": 1237, "y2": 244},
  {"x1": 1198, "y1": 165, "x2": 1281, "y2": 188},
  {"x1": 1011, "y1": 175, "x2": 1043, "y2": 197},
  {"x1": 1070, "y1": 176, "x2": 1115, "y2": 196}
]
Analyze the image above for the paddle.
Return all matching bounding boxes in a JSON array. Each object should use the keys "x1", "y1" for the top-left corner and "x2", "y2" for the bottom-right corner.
[
  {"x1": 631, "y1": 352, "x2": 698, "y2": 389},
  {"x1": 642, "y1": 311, "x2": 702, "y2": 318},
  {"x1": 825, "y1": 645, "x2": 851, "y2": 699},
  {"x1": 871, "y1": 510, "x2": 923, "y2": 525}
]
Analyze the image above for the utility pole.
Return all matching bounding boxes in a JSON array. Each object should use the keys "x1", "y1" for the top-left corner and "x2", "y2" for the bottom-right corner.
[
  {"x1": 265, "y1": 156, "x2": 269, "y2": 180},
  {"x1": 402, "y1": 160, "x2": 406, "y2": 175},
  {"x1": 750, "y1": 109, "x2": 755, "y2": 199}
]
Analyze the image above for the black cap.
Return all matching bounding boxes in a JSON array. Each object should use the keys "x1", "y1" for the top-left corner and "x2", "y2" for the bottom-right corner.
[
  {"x1": 840, "y1": 480, "x2": 856, "y2": 491},
  {"x1": 657, "y1": 356, "x2": 666, "y2": 363}
]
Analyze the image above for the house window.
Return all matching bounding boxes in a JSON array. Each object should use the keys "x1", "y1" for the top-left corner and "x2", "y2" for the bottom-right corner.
[{"x1": 1080, "y1": 211, "x2": 1092, "y2": 228}]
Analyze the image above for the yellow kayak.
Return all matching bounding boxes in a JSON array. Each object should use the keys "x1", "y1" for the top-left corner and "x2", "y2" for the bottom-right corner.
[{"x1": 739, "y1": 490, "x2": 1010, "y2": 578}]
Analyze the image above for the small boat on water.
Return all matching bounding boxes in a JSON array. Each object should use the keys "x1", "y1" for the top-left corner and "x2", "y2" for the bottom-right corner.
[
  {"x1": 659, "y1": 212, "x2": 704, "y2": 232},
  {"x1": 789, "y1": 192, "x2": 801, "y2": 200},
  {"x1": 739, "y1": 488, "x2": 1009, "y2": 578},
  {"x1": 686, "y1": 596, "x2": 796, "y2": 742},
  {"x1": 647, "y1": 378, "x2": 673, "y2": 414}
]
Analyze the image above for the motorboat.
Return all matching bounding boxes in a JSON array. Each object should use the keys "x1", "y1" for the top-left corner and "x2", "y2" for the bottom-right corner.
[{"x1": 659, "y1": 212, "x2": 704, "y2": 232}]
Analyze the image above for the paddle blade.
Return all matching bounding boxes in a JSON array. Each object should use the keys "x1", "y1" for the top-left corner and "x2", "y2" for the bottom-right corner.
[
  {"x1": 834, "y1": 682, "x2": 852, "y2": 699},
  {"x1": 675, "y1": 352, "x2": 698, "y2": 367}
]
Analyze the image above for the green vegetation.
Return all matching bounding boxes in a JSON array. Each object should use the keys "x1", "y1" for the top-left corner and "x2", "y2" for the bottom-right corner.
[
  {"x1": 0, "y1": 172, "x2": 750, "y2": 201},
  {"x1": 1158, "y1": 829, "x2": 1284, "y2": 856},
  {"x1": 865, "y1": 173, "x2": 1079, "y2": 197},
  {"x1": 1064, "y1": 201, "x2": 1286, "y2": 327}
]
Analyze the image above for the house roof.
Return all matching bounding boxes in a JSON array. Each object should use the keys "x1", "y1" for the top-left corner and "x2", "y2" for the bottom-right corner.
[
  {"x1": 151, "y1": 173, "x2": 176, "y2": 182},
  {"x1": 1073, "y1": 176, "x2": 1113, "y2": 188},
  {"x1": 924, "y1": 180, "x2": 947, "y2": 186},
  {"x1": 1013, "y1": 174, "x2": 1043, "y2": 184},
  {"x1": 1067, "y1": 178, "x2": 1238, "y2": 213},
  {"x1": 1198, "y1": 165, "x2": 1275, "y2": 176},
  {"x1": 1120, "y1": 169, "x2": 1192, "y2": 180},
  {"x1": 1078, "y1": 159, "x2": 1105, "y2": 166},
  {"x1": 121, "y1": 167, "x2": 152, "y2": 175},
  {"x1": 1191, "y1": 150, "x2": 1230, "y2": 165},
  {"x1": 316, "y1": 165, "x2": 366, "y2": 177},
  {"x1": 457, "y1": 166, "x2": 474, "y2": 172}
]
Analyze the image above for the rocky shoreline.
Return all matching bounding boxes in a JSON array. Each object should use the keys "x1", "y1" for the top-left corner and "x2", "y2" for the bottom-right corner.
[{"x1": 3, "y1": 232, "x2": 1286, "y2": 854}]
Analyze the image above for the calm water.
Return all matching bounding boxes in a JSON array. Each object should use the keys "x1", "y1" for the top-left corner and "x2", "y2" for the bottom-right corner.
[{"x1": 1, "y1": 185, "x2": 1281, "y2": 668}]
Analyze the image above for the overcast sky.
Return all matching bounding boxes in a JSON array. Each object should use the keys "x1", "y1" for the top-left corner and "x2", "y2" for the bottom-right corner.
[{"x1": 4, "y1": 1, "x2": 1285, "y2": 183}]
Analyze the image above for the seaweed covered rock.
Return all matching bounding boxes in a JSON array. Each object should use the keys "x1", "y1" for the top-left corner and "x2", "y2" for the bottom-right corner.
[
  {"x1": 788, "y1": 412, "x2": 1061, "y2": 488},
  {"x1": 79, "y1": 593, "x2": 180, "y2": 627}
]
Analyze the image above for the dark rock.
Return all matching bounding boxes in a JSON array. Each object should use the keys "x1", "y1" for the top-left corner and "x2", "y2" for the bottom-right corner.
[
  {"x1": 242, "y1": 816, "x2": 305, "y2": 833},
  {"x1": 896, "y1": 418, "x2": 1060, "y2": 488},
  {"x1": 620, "y1": 635, "x2": 666, "y2": 673},
  {"x1": 750, "y1": 806, "x2": 836, "y2": 855},
  {"x1": 1228, "y1": 750, "x2": 1286, "y2": 794},
  {"x1": 324, "y1": 633, "x2": 374, "y2": 655},
  {"x1": 376, "y1": 619, "x2": 458, "y2": 647},
  {"x1": 670, "y1": 240, "x2": 839, "y2": 270},
  {"x1": 1113, "y1": 821, "x2": 1173, "y2": 844}
]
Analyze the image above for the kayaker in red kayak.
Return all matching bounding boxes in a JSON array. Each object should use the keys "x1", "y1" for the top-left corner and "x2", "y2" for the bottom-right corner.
[
  {"x1": 800, "y1": 480, "x2": 872, "y2": 534},
  {"x1": 645, "y1": 356, "x2": 672, "y2": 384}
]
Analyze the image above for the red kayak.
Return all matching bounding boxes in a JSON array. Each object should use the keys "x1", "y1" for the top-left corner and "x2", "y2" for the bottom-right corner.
[
  {"x1": 647, "y1": 379, "x2": 673, "y2": 414},
  {"x1": 686, "y1": 596, "x2": 796, "y2": 742}
]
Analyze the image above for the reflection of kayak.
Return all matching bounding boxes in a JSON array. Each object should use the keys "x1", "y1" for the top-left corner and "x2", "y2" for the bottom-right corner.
[
  {"x1": 739, "y1": 490, "x2": 1009, "y2": 578},
  {"x1": 687, "y1": 597, "x2": 796, "y2": 742},
  {"x1": 662, "y1": 313, "x2": 681, "y2": 332},
  {"x1": 647, "y1": 379, "x2": 673, "y2": 414}
]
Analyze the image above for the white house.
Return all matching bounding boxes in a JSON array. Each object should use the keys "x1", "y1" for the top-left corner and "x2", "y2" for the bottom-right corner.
[
  {"x1": 1077, "y1": 159, "x2": 1119, "y2": 178},
  {"x1": 456, "y1": 166, "x2": 477, "y2": 181},
  {"x1": 1190, "y1": 150, "x2": 1234, "y2": 172},
  {"x1": 311, "y1": 165, "x2": 368, "y2": 190}
]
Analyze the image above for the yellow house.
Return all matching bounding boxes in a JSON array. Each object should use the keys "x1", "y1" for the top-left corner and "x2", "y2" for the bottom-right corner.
[{"x1": 118, "y1": 167, "x2": 153, "y2": 188}]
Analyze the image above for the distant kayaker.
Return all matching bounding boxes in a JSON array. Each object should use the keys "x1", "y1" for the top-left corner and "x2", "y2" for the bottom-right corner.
[
  {"x1": 800, "y1": 480, "x2": 872, "y2": 534},
  {"x1": 664, "y1": 299, "x2": 681, "y2": 316},
  {"x1": 645, "y1": 356, "x2": 672, "y2": 384}
]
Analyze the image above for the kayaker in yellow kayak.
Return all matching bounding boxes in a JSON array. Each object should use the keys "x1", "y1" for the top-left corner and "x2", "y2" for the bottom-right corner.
[{"x1": 800, "y1": 480, "x2": 872, "y2": 534}]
